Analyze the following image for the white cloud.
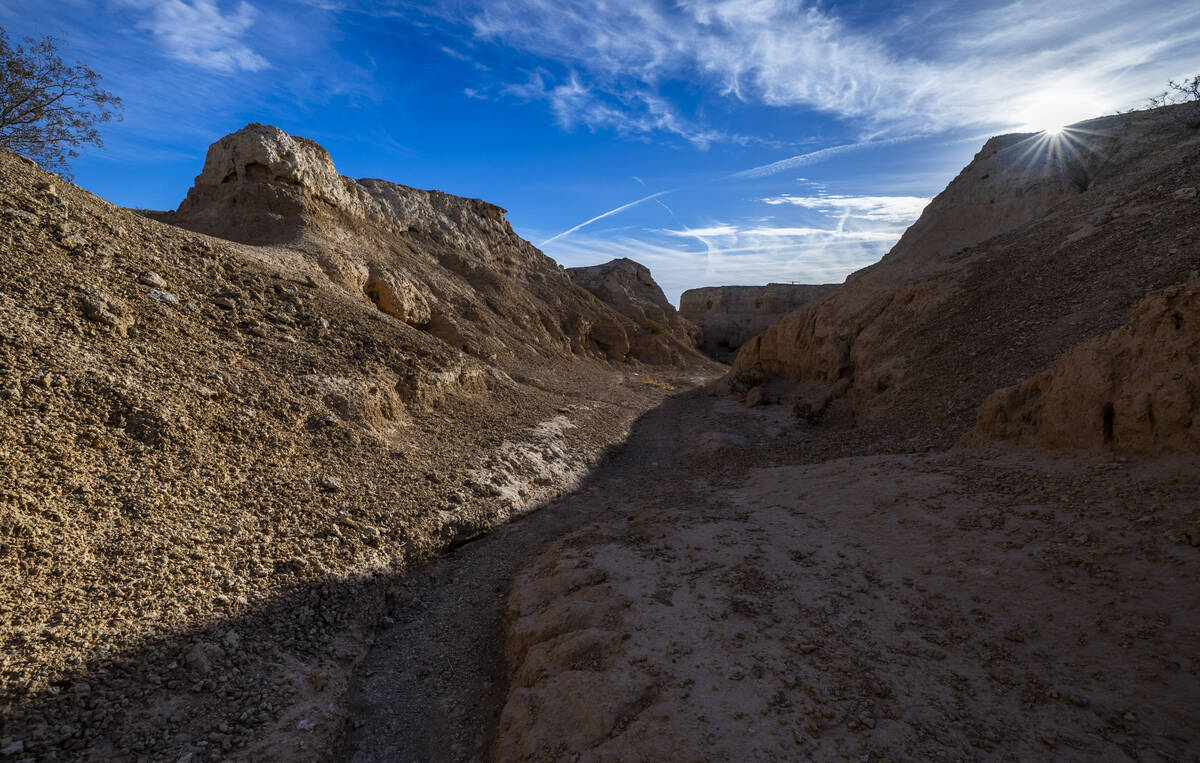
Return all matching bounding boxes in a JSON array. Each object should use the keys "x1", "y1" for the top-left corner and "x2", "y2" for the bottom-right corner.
[
  {"x1": 503, "y1": 70, "x2": 727, "y2": 148},
  {"x1": 452, "y1": 0, "x2": 1200, "y2": 142},
  {"x1": 662, "y1": 225, "x2": 740, "y2": 238},
  {"x1": 541, "y1": 224, "x2": 888, "y2": 305},
  {"x1": 538, "y1": 186, "x2": 932, "y2": 303},
  {"x1": 762, "y1": 195, "x2": 932, "y2": 223},
  {"x1": 123, "y1": 0, "x2": 269, "y2": 73}
]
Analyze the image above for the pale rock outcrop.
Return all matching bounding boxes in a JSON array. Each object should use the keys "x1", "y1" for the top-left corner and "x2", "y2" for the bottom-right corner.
[
  {"x1": 363, "y1": 268, "x2": 431, "y2": 327},
  {"x1": 966, "y1": 277, "x2": 1200, "y2": 455},
  {"x1": 679, "y1": 283, "x2": 837, "y2": 361},
  {"x1": 168, "y1": 124, "x2": 710, "y2": 370},
  {"x1": 567, "y1": 258, "x2": 700, "y2": 365}
]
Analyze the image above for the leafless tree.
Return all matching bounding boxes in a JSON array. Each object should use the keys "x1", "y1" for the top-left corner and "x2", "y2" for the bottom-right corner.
[
  {"x1": 1148, "y1": 74, "x2": 1200, "y2": 128},
  {"x1": 0, "y1": 28, "x2": 122, "y2": 178}
]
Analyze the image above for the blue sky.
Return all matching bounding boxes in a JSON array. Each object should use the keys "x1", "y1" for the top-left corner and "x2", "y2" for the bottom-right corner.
[{"x1": 3, "y1": 0, "x2": 1198, "y2": 303}]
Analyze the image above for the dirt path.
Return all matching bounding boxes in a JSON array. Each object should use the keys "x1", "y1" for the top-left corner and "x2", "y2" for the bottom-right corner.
[
  {"x1": 497, "y1": 408, "x2": 1200, "y2": 760},
  {"x1": 337, "y1": 384, "x2": 695, "y2": 761}
]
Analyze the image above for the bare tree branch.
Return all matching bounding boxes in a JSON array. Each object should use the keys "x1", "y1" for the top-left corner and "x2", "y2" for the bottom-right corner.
[
  {"x1": 1147, "y1": 74, "x2": 1200, "y2": 128},
  {"x1": 0, "y1": 28, "x2": 123, "y2": 178}
]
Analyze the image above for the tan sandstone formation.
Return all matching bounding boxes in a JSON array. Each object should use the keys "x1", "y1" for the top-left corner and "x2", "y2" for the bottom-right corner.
[
  {"x1": 165, "y1": 123, "x2": 702, "y2": 367},
  {"x1": 679, "y1": 283, "x2": 838, "y2": 361},
  {"x1": 733, "y1": 106, "x2": 1200, "y2": 449},
  {"x1": 0, "y1": 125, "x2": 715, "y2": 761},
  {"x1": 966, "y1": 277, "x2": 1199, "y2": 455},
  {"x1": 566, "y1": 258, "x2": 700, "y2": 364}
]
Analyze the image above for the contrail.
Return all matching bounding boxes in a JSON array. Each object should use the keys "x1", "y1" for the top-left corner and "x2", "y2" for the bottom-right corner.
[
  {"x1": 732, "y1": 135, "x2": 921, "y2": 179},
  {"x1": 540, "y1": 190, "x2": 672, "y2": 246}
]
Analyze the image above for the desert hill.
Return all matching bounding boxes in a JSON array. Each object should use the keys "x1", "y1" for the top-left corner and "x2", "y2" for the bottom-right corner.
[
  {"x1": 567, "y1": 258, "x2": 700, "y2": 365},
  {"x1": 158, "y1": 124, "x2": 702, "y2": 369},
  {"x1": 0, "y1": 127, "x2": 714, "y2": 760},
  {"x1": 732, "y1": 105, "x2": 1200, "y2": 454}
]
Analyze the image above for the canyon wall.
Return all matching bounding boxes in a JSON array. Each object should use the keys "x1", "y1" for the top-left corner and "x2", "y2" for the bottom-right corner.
[
  {"x1": 679, "y1": 283, "x2": 837, "y2": 361},
  {"x1": 732, "y1": 106, "x2": 1200, "y2": 450},
  {"x1": 567, "y1": 258, "x2": 700, "y2": 365}
]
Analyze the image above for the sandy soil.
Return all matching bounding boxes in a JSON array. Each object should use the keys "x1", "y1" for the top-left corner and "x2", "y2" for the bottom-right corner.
[
  {"x1": 493, "y1": 393, "x2": 1200, "y2": 761},
  {"x1": 333, "y1": 386, "x2": 1199, "y2": 761}
]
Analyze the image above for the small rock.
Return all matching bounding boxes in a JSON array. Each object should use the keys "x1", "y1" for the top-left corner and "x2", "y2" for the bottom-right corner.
[
  {"x1": 0, "y1": 740, "x2": 24, "y2": 756},
  {"x1": 213, "y1": 296, "x2": 238, "y2": 310},
  {"x1": 189, "y1": 382, "x2": 218, "y2": 398},
  {"x1": 745, "y1": 386, "x2": 764, "y2": 408},
  {"x1": 148, "y1": 288, "x2": 179, "y2": 304},
  {"x1": 78, "y1": 292, "x2": 133, "y2": 335},
  {"x1": 138, "y1": 271, "x2": 167, "y2": 288},
  {"x1": 60, "y1": 232, "x2": 89, "y2": 250},
  {"x1": 1173, "y1": 186, "x2": 1199, "y2": 201},
  {"x1": 3, "y1": 207, "x2": 36, "y2": 222},
  {"x1": 320, "y1": 476, "x2": 342, "y2": 492},
  {"x1": 184, "y1": 642, "x2": 223, "y2": 676},
  {"x1": 223, "y1": 630, "x2": 241, "y2": 650}
]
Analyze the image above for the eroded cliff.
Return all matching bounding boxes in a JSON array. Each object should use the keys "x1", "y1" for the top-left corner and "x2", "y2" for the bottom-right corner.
[
  {"x1": 733, "y1": 106, "x2": 1200, "y2": 450},
  {"x1": 966, "y1": 277, "x2": 1199, "y2": 454},
  {"x1": 567, "y1": 258, "x2": 700, "y2": 365},
  {"x1": 166, "y1": 123, "x2": 704, "y2": 368}
]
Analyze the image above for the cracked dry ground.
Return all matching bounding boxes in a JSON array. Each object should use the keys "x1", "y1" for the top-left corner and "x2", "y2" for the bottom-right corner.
[{"x1": 339, "y1": 388, "x2": 1200, "y2": 762}]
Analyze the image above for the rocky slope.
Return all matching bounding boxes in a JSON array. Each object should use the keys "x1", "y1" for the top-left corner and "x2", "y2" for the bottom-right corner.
[
  {"x1": 966, "y1": 276, "x2": 1199, "y2": 455},
  {"x1": 566, "y1": 258, "x2": 700, "y2": 365},
  {"x1": 733, "y1": 106, "x2": 1200, "y2": 450},
  {"x1": 0, "y1": 126, "x2": 714, "y2": 761},
  {"x1": 679, "y1": 283, "x2": 837, "y2": 361}
]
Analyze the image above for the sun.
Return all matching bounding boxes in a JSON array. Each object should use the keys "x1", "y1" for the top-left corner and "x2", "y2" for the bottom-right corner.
[{"x1": 1020, "y1": 89, "x2": 1105, "y2": 135}]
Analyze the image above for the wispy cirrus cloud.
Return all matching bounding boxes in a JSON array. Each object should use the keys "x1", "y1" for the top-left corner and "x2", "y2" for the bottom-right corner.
[
  {"x1": 445, "y1": 0, "x2": 1200, "y2": 144},
  {"x1": 504, "y1": 70, "x2": 727, "y2": 148},
  {"x1": 763, "y1": 194, "x2": 932, "y2": 223},
  {"x1": 539, "y1": 187, "x2": 932, "y2": 303},
  {"x1": 119, "y1": 0, "x2": 269, "y2": 73}
]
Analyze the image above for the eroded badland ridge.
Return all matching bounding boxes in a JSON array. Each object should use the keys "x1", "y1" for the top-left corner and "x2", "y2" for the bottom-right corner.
[{"x1": 1, "y1": 104, "x2": 1198, "y2": 762}]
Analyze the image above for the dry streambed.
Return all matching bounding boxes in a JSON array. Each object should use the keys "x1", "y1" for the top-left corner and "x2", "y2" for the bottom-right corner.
[{"x1": 496, "y1": 401, "x2": 1200, "y2": 761}]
